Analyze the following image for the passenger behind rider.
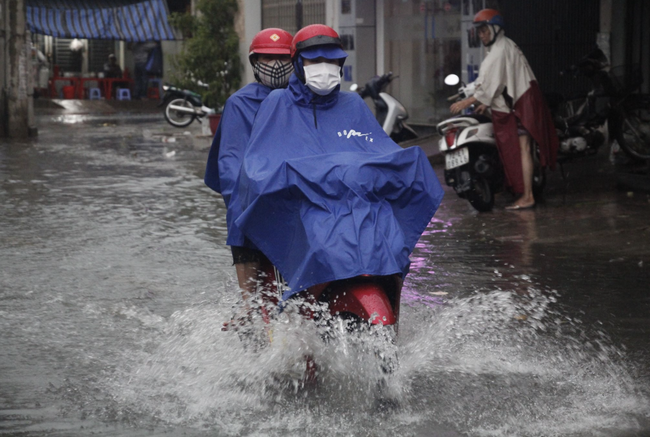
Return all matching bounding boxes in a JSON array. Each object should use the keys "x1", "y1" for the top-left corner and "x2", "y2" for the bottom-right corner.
[
  {"x1": 204, "y1": 28, "x2": 294, "y2": 301},
  {"x1": 231, "y1": 25, "x2": 444, "y2": 300},
  {"x1": 450, "y1": 9, "x2": 558, "y2": 210}
]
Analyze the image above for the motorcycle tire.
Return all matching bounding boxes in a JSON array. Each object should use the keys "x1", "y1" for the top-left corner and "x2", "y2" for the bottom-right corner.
[
  {"x1": 164, "y1": 98, "x2": 196, "y2": 128},
  {"x1": 616, "y1": 102, "x2": 650, "y2": 160},
  {"x1": 466, "y1": 176, "x2": 494, "y2": 212}
]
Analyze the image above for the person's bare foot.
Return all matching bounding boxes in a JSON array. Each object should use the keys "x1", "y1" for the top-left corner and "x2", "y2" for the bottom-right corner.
[{"x1": 505, "y1": 202, "x2": 535, "y2": 210}]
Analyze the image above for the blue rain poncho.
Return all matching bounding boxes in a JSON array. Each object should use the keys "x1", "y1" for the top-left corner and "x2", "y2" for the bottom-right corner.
[
  {"x1": 204, "y1": 82, "x2": 271, "y2": 247},
  {"x1": 234, "y1": 75, "x2": 444, "y2": 299}
]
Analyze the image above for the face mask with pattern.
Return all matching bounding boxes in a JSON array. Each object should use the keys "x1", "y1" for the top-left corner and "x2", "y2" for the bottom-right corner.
[{"x1": 254, "y1": 59, "x2": 294, "y2": 89}]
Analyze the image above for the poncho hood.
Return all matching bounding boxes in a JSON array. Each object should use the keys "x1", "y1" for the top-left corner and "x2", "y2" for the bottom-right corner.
[{"x1": 286, "y1": 73, "x2": 340, "y2": 109}]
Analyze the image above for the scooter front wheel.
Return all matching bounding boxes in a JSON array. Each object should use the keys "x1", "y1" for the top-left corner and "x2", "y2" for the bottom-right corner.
[
  {"x1": 164, "y1": 98, "x2": 196, "y2": 128},
  {"x1": 466, "y1": 176, "x2": 495, "y2": 212}
]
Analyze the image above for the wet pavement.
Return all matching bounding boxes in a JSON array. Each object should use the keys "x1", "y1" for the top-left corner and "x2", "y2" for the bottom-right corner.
[{"x1": 0, "y1": 101, "x2": 649, "y2": 436}]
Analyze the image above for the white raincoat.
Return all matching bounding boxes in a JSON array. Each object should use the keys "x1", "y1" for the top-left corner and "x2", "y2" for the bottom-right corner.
[{"x1": 473, "y1": 31, "x2": 558, "y2": 194}]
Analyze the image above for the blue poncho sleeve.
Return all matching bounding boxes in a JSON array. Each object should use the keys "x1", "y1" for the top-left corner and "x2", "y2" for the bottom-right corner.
[{"x1": 204, "y1": 83, "x2": 270, "y2": 247}]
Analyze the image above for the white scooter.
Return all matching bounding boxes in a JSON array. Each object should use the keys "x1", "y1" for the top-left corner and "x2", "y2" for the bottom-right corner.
[
  {"x1": 438, "y1": 74, "x2": 545, "y2": 212},
  {"x1": 351, "y1": 73, "x2": 418, "y2": 143}
]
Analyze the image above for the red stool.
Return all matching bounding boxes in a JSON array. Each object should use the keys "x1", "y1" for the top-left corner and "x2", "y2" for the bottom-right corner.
[{"x1": 147, "y1": 86, "x2": 160, "y2": 100}]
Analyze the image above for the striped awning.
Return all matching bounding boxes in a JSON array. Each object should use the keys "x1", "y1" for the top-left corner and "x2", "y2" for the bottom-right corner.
[{"x1": 26, "y1": 0, "x2": 178, "y2": 41}]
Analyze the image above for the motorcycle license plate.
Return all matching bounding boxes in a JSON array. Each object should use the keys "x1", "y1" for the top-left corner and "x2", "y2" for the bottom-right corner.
[{"x1": 445, "y1": 147, "x2": 469, "y2": 169}]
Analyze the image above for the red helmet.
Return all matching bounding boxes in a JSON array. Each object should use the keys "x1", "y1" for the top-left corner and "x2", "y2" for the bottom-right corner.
[
  {"x1": 473, "y1": 9, "x2": 505, "y2": 28},
  {"x1": 473, "y1": 9, "x2": 504, "y2": 46},
  {"x1": 249, "y1": 28, "x2": 293, "y2": 64},
  {"x1": 290, "y1": 24, "x2": 342, "y2": 59}
]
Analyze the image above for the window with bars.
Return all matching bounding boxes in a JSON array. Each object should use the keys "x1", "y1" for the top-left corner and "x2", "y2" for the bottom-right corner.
[
  {"x1": 53, "y1": 39, "x2": 82, "y2": 73},
  {"x1": 89, "y1": 40, "x2": 117, "y2": 73},
  {"x1": 52, "y1": 38, "x2": 117, "y2": 75},
  {"x1": 262, "y1": 0, "x2": 326, "y2": 34}
]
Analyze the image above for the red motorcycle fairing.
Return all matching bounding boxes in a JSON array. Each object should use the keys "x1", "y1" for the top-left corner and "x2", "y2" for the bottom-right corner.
[
  {"x1": 319, "y1": 280, "x2": 399, "y2": 326},
  {"x1": 256, "y1": 258, "x2": 401, "y2": 328}
]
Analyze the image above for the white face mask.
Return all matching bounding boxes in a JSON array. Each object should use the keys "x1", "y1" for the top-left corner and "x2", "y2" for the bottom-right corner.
[{"x1": 303, "y1": 62, "x2": 341, "y2": 96}]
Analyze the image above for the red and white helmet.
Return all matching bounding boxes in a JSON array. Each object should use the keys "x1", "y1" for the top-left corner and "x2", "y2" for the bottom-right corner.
[{"x1": 249, "y1": 28, "x2": 293, "y2": 65}]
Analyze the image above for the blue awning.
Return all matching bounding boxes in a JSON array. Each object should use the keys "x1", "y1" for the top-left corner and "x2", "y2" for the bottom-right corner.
[{"x1": 26, "y1": 0, "x2": 178, "y2": 41}]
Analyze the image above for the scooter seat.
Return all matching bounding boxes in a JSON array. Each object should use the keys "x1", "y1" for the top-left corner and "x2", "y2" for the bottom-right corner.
[
  {"x1": 437, "y1": 114, "x2": 490, "y2": 134},
  {"x1": 465, "y1": 114, "x2": 492, "y2": 124}
]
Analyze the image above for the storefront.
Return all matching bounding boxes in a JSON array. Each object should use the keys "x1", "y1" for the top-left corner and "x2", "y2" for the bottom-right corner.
[
  {"x1": 25, "y1": 0, "x2": 178, "y2": 99},
  {"x1": 253, "y1": 0, "x2": 648, "y2": 127}
]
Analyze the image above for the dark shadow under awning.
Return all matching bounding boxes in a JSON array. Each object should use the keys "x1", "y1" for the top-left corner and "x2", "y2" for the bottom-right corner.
[{"x1": 26, "y1": 0, "x2": 178, "y2": 41}]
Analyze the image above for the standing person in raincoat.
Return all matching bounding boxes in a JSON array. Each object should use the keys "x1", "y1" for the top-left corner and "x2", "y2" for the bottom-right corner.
[
  {"x1": 130, "y1": 41, "x2": 159, "y2": 100},
  {"x1": 450, "y1": 9, "x2": 558, "y2": 210},
  {"x1": 204, "y1": 28, "x2": 294, "y2": 300},
  {"x1": 231, "y1": 25, "x2": 444, "y2": 300}
]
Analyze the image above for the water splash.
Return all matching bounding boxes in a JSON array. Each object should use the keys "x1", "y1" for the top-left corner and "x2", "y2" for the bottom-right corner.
[
  {"x1": 101, "y1": 296, "x2": 406, "y2": 435},
  {"x1": 90, "y1": 285, "x2": 650, "y2": 437},
  {"x1": 398, "y1": 288, "x2": 650, "y2": 436}
]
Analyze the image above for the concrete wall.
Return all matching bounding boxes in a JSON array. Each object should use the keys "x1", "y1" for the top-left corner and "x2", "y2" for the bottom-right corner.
[
  {"x1": 337, "y1": 0, "x2": 376, "y2": 91},
  {"x1": 382, "y1": 0, "x2": 462, "y2": 125},
  {"x1": 1, "y1": 0, "x2": 35, "y2": 138},
  {"x1": 236, "y1": 0, "x2": 262, "y2": 85},
  {"x1": 0, "y1": 1, "x2": 6, "y2": 137}
]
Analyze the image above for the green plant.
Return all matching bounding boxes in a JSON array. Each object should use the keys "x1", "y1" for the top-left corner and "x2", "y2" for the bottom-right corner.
[{"x1": 169, "y1": 0, "x2": 241, "y2": 109}]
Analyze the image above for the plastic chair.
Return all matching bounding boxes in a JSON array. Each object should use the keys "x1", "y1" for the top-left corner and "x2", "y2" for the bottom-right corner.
[
  {"x1": 88, "y1": 87, "x2": 102, "y2": 100},
  {"x1": 117, "y1": 88, "x2": 131, "y2": 100}
]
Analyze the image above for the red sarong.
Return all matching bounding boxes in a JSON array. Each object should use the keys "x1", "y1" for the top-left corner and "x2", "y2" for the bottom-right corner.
[{"x1": 491, "y1": 81, "x2": 558, "y2": 194}]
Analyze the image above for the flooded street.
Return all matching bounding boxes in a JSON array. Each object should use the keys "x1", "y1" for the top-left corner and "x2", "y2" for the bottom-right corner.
[{"x1": 1, "y1": 112, "x2": 649, "y2": 436}]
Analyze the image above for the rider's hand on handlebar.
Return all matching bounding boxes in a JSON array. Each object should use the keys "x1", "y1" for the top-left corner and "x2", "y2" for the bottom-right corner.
[
  {"x1": 450, "y1": 96, "x2": 478, "y2": 114},
  {"x1": 475, "y1": 104, "x2": 489, "y2": 115}
]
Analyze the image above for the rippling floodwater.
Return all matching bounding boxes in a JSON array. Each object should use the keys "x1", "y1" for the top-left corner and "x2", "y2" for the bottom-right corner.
[{"x1": 1, "y1": 116, "x2": 649, "y2": 436}]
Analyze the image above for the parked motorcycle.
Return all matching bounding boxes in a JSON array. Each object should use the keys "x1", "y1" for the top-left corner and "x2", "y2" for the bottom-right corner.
[
  {"x1": 160, "y1": 83, "x2": 215, "y2": 128},
  {"x1": 437, "y1": 74, "x2": 545, "y2": 212},
  {"x1": 546, "y1": 49, "x2": 650, "y2": 161},
  {"x1": 351, "y1": 73, "x2": 419, "y2": 143}
]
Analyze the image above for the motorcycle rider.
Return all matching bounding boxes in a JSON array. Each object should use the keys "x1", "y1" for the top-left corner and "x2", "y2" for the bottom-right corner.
[
  {"x1": 450, "y1": 9, "x2": 558, "y2": 210},
  {"x1": 231, "y1": 24, "x2": 444, "y2": 300},
  {"x1": 204, "y1": 28, "x2": 293, "y2": 300}
]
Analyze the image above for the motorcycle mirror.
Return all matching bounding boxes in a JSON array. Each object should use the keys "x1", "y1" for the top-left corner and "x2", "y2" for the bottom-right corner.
[
  {"x1": 444, "y1": 74, "x2": 460, "y2": 86},
  {"x1": 349, "y1": 83, "x2": 359, "y2": 92}
]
